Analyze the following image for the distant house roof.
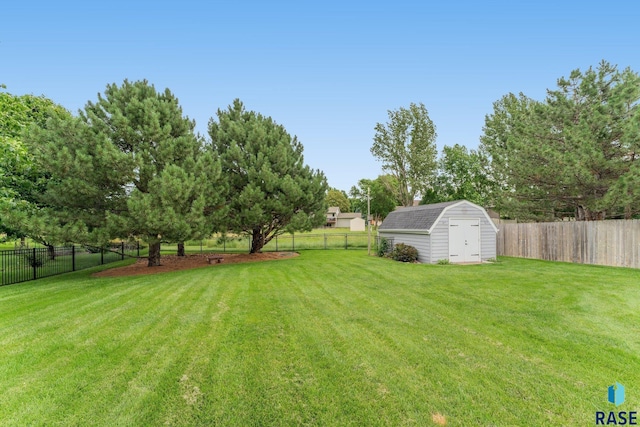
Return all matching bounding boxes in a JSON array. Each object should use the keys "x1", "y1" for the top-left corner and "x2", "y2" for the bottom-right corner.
[
  {"x1": 337, "y1": 212, "x2": 362, "y2": 219},
  {"x1": 327, "y1": 206, "x2": 340, "y2": 214},
  {"x1": 380, "y1": 201, "x2": 460, "y2": 231}
]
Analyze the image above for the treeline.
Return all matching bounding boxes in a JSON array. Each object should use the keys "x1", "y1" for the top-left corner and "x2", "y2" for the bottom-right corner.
[
  {"x1": 4, "y1": 60, "x2": 638, "y2": 263},
  {"x1": 481, "y1": 61, "x2": 640, "y2": 221},
  {"x1": 344, "y1": 60, "x2": 640, "y2": 222},
  {"x1": 0, "y1": 81, "x2": 327, "y2": 266}
]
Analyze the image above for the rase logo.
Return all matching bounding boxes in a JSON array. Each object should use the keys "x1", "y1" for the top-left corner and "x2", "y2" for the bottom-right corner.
[
  {"x1": 596, "y1": 382, "x2": 637, "y2": 425},
  {"x1": 610, "y1": 383, "x2": 626, "y2": 407}
]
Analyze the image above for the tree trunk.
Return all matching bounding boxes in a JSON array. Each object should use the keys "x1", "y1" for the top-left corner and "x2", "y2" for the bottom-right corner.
[
  {"x1": 177, "y1": 241, "x2": 185, "y2": 257},
  {"x1": 250, "y1": 228, "x2": 265, "y2": 254},
  {"x1": 46, "y1": 244, "x2": 56, "y2": 260},
  {"x1": 148, "y1": 241, "x2": 162, "y2": 266}
]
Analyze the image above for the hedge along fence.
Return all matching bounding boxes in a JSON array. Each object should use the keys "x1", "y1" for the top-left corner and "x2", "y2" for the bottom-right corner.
[
  {"x1": 497, "y1": 219, "x2": 640, "y2": 268},
  {"x1": 1, "y1": 243, "x2": 141, "y2": 286}
]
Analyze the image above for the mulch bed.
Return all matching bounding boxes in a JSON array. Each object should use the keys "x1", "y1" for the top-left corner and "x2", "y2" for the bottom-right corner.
[{"x1": 92, "y1": 252, "x2": 299, "y2": 278}]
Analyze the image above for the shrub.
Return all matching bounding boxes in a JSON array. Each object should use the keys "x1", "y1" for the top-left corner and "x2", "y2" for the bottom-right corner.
[
  {"x1": 437, "y1": 259, "x2": 450, "y2": 265},
  {"x1": 377, "y1": 237, "x2": 390, "y2": 257},
  {"x1": 391, "y1": 243, "x2": 418, "y2": 263}
]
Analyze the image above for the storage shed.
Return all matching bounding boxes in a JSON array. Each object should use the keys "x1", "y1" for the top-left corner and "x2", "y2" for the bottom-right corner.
[
  {"x1": 349, "y1": 217, "x2": 366, "y2": 232},
  {"x1": 336, "y1": 212, "x2": 362, "y2": 228},
  {"x1": 378, "y1": 200, "x2": 498, "y2": 264}
]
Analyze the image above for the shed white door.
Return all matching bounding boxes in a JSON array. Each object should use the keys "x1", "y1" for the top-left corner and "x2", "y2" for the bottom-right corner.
[{"x1": 449, "y1": 219, "x2": 481, "y2": 263}]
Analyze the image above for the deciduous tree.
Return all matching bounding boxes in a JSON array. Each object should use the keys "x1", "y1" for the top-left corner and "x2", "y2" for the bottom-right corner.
[
  {"x1": 422, "y1": 144, "x2": 496, "y2": 206},
  {"x1": 371, "y1": 103, "x2": 438, "y2": 206},
  {"x1": 349, "y1": 175, "x2": 400, "y2": 223},
  {"x1": 326, "y1": 188, "x2": 350, "y2": 212},
  {"x1": 0, "y1": 89, "x2": 71, "y2": 250}
]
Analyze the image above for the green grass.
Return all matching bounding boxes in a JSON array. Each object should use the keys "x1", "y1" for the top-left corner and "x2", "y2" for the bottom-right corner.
[
  {"x1": 0, "y1": 238, "x2": 55, "y2": 250},
  {"x1": 0, "y1": 252, "x2": 638, "y2": 426}
]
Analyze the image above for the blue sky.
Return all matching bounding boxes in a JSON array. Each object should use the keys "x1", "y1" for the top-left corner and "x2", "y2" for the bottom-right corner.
[{"x1": 2, "y1": 0, "x2": 639, "y2": 192}]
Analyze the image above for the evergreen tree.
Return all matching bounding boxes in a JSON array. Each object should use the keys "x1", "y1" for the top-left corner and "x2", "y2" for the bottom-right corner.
[
  {"x1": 29, "y1": 80, "x2": 225, "y2": 266},
  {"x1": 208, "y1": 99, "x2": 327, "y2": 253},
  {"x1": 481, "y1": 61, "x2": 640, "y2": 220}
]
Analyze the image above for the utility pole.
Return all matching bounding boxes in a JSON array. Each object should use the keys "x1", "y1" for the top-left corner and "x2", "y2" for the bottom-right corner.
[{"x1": 367, "y1": 186, "x2": 371, "y2": 256}]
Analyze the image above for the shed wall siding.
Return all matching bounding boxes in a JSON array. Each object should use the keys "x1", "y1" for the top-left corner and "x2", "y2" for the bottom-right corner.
[
  {"x1": 480, "y1": 216, "x2": 497, "y2": 260},
  {"x1": 430, "y1": 217, "x2": 450, "y2": 262},
  {"x1": 378, "y1": 232, "x2": 430, "y2": 263}
]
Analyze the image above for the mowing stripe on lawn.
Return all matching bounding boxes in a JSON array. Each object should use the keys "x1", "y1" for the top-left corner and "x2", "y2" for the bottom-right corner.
[{"x1": 0, "y1": 252, "x2": 638, "y2": 426}]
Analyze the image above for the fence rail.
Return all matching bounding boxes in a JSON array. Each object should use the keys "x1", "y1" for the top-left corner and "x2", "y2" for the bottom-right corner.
[
  {"x1": 1, "y1": 243, "x2": 140, "y2": 286},
  {"x1": 497, "y1": 220, "x2": 640, "y2": 268}
]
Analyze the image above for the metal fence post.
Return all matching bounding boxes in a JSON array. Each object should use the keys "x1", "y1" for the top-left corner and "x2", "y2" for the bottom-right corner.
[
  {"x1": 121, "y1": 241, "x2": 125, "y2": 260},
  {"x1": 33, "y1": 248, "x2": 37, "y2": 280},
  {"x1": 324, "y1": 234, "x2": 327, "y2": 250},
  {"x1": 275, "y1": 235, "x2": 278, "y2": 251},
  {"x1": 292, "y1": 234, "x2": 295, "y2": 251},
  {"x1": 137, "y1": 241, "x2": 140, "y2": 257},
  {"x1": 72, "y1": 245, "x2": 76, "y2": 271},
  {"x1": 345, "y1": 234, "x2": 348, "y2": 250},
  {"x1": 101, "y1": 247, "x2": 104, "y2": 265}
]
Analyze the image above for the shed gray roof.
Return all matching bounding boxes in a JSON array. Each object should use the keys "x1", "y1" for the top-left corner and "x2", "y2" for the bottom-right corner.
[{"x1": 379, "y1": 200, "x2": 462, "y2": 231}]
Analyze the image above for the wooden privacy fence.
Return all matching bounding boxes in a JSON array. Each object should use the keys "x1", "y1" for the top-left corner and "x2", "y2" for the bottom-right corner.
[{"x1": 497, "y1": 220, "x2": 640, "y2": 268}]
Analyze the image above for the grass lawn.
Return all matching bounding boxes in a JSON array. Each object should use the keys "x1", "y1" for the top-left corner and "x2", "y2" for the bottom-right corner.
[{"x1": 0, "y1": 252, "x2": 638, "y2": 426}]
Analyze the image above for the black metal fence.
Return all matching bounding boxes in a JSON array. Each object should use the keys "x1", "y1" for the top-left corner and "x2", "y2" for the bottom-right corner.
[
  {"x1": 163, "y1": 233, "x2": 383, "y2": 253},
  {"x1": 1, "y1": 235, "x2": 394, "y2": 286},
  {"x1": 1, "y1": 242, "x2": 140, "y2": 287}
]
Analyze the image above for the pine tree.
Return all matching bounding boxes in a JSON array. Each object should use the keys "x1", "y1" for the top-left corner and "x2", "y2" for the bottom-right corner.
[
  {"x1": 481, "y1": 61, "x2": 640, "y2": 220},
  {"x1": 30, "y1": 80, "x2": 225, "y2": 266},
  {"x1": 208, "y1": 99, "x2": 327, "y2": 253}
]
